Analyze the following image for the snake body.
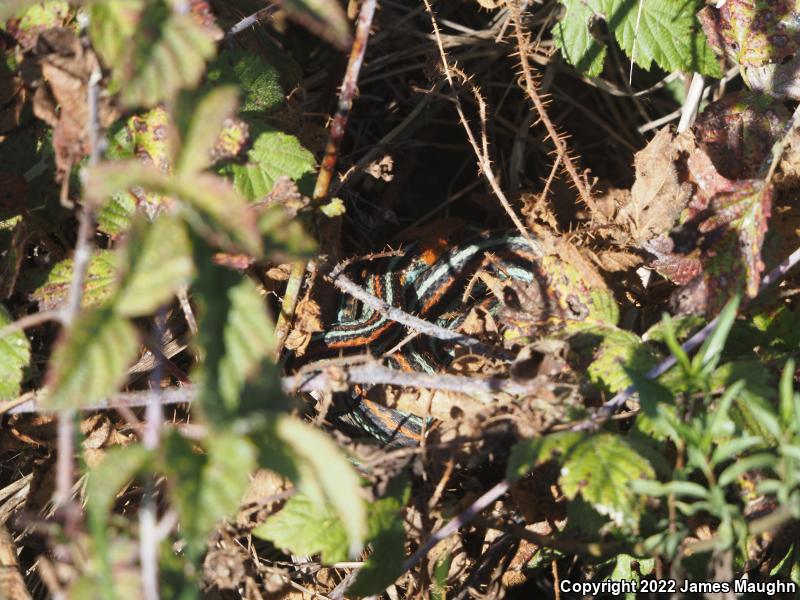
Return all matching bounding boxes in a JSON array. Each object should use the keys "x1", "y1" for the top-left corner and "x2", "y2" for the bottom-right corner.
[{"x1": 302, "y1": 231, "x2": 543, "y2": 445}]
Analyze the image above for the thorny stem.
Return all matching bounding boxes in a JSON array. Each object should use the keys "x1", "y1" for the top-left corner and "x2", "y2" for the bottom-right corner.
[
  {"x1": 506, "y1": 3, "x2": 596, "y2": 215},
  {"x1": 422, "y1": 0, "x2": 537, "y2": 248}
]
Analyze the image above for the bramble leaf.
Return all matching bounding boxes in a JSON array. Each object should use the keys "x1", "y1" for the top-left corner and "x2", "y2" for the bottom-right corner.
[
  {"x1": 555, "y1": 0, "x2": 722, "y2": 77},
  {"x1": 509, "y1": 431, "x2": 654, "y2": 528},
  {"x1": 0, "y1": 303, "x2": 31, "y2": 400},
  {"x1": 86, "y1": 443, "x2": 153, "y2": 523},
  {"x1": 162, "y1": 430, "x2": 256, "y2": 557},
  {"x1": 191, "y1": 258, "x2": 275, "y2": 419},
  {"x1": 31, "y1": 251, "x2": 118, "y2": 311},
  {"x1": 44, "y1": 307, "x2": 139, "y2": 410},
  {"x1": 262, "y1": 415, "x2": 368, "y2": 553},
  {"x1": 206, "y1": 48, "x2": 284, "y2": 113},
  {"x1": 348, "y1": 476, "x2": 410, "y2": 596},
  {"x1": 222, "y1": 127, "x2": 316, "y2": 201},
  {"x1": 114, "y1": 215, "x2": 194, "y2": 317},
  {"x1": 176, "y1": 86, "x2": 239, "y2": 175},
  {"x1": 278, "y1": 0, "x2": 352, "y2": 51},
  {"x1": 91, "y1": 1, "x2": 218, "y2": 108},
  {"x1": 253, "y1": 494, "x2": 350, "y2": 564}
]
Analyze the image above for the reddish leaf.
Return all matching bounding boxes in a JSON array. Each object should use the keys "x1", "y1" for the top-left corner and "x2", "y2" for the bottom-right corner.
[
  {"x1": 698, "y1": 0, "x2": 800, "y2": 67},
  {"x1": 693, "y1": 91, "x2": 788, "y2": 179}
]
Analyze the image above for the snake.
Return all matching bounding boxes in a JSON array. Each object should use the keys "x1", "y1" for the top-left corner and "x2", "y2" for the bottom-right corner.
[{"x1": 295, "y1": 230, "x2": 549, "y2": 446}]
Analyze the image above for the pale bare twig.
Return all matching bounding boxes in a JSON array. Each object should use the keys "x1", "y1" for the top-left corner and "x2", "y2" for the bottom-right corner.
[
  {"x1": 328, "y1": 261, "x2": 514, "y2": 360},
  {"x1": 0, "y1": 310, "x2": 63, "y2": 340}
]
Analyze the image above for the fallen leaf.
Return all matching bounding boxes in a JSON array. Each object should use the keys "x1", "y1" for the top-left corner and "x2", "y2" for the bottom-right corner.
[
  {"x1": 693, "y1": 91, "x2": 788, "y2": 179},
  {"x1": 29, "y1": 28, "x2": 117, "y2": 178},
  {"x1": 617, "y1": 127, "x2": 691, "y2": 244}
]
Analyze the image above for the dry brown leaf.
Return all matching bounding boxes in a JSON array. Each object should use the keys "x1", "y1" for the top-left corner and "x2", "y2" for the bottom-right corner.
[
  {"x1": 30, "y1": 28, "x2": 117, "y2": 178},
  {"x1": 591, "y1": 249, "x2": 642, "y2": 273},
  {"x1": 283, "y1": 296, "x2": 322, "y2": 356},
  {"x1": 617, "y1": 127, "x2": 691, "y2": 244}
]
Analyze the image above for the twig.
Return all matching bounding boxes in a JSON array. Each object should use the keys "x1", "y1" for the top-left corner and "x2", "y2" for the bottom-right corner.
[
  {"x1": 140, "y1": 316, "x2": 167, "y2": 600},
  {"x1": 677, "y1": 73, "x2": 705, "y2": 134},
  {"x1": 54, "y1": 62, "x2": 103, "y2": 511},
  {"x1": 273, "y1": 260, "x2": 308, "y2": 360},
  {"x1": 0, "y1": 310, "x2": 63, "y2": 340},
  {"x1": 276, "y1": 0, "x2": 376, "y2": 358},
  {"x1": 506, "y1": 4, "x2": 596, "y2": 214},
  {"x1": 328, "y1": 262, "x2": 514, "y2": 360},
  {"x1": 224, "y1": 4, "x2": 278, "y2": 38},
  {"x1": 421, "y1": 0, "x2": 536, "y2": 247},
  {"x1": 287, "y1": 361, "x2": 543, "y2": 395},
  {"x1": 402, "y1": 479, "x2": 510, "y2": 573},
  {"x1": 313, "y1": 0, "x2": 376, "y2": 204}
]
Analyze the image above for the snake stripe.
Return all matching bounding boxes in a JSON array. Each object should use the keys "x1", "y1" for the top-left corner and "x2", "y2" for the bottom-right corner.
[{"x1": 298, "y1": 231, "x2": 541, "y2": 445}]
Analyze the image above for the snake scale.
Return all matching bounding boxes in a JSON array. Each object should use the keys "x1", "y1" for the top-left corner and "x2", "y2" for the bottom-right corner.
[{"x1": 293, "y1": 229, "x2": 601, "y2": 446}]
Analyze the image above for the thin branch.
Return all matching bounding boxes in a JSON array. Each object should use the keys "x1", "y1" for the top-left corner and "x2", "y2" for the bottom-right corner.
[
  {"x1": 273, "y1": 260, "x2": 308, "y2": 360},
  {"x1": 287, "y1": 360, "x2": 544, "y2": 396},
  {"x1": 402, "y1": 479, "x2": 510, "y2": 573},
  {"x1": 506, "y1": 4, "x2": 596, "y2": 214},
  {"x1": 224, "y1": 4, "x2": 278, "y2": 38},
  {"x1": 421, "y1": 0, "x2": 536, "y2": 247},
  {"x1": 0, "y1": 310, "x2": 63, "y2": 340},
  {"x1": 275, "y1": 0, "x2": 376, "y2": 359},
  {"x1": 313, "y1": 0, "x2": 376, "y2": 204},
  {"x1": 328, "y1": 262, "x2": 514, "y2": 360}
]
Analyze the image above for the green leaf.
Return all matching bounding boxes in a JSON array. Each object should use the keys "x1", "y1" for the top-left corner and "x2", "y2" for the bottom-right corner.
[
  {"x1": 0, "y1": 0, "x2": 64, "y2": 21},
  {"x1": 631, "y1": 479, "x2": 710, "y2": 499},
  {"x1": 693, "y1": 295, "x2": 740, "y2": 375},
  {"x1": 279, "y1": 0, "x2": 352, "y2": 51},
  {"x1": 587, "y1": 327, "x2": 657, "y2": 393},
  {"x1": 176, "y1": 86, "x2": 239, "y2": 175},
  {"x1": 97, "y1": 192, "x2": 136, "y2": 238},
  {"x1": 162, "y1": 430, "x2": 256, "y2": 556},
  {"x1": 348, "y1": 476, "x2": 410, "y2": 596},
  {"x1": 192, "y1": 262, "x2": 275, "y2": 418},
  {"x1": 85, "y1": 163, "x2": 262, "y2": 256},
  {"x1": 206, "y1": 48, "x2": 284, "y2": 113},
  {"x1": 16, "y1": 1, "x2": 69, "y2": 33},
  {"x1": 31, "y1": 251, "x2": 117, "y2": 311},
  {"x1": 222, "y1": 127, "x2": 316, "y2": 201},
  {"x1": 114, "y1": 215, "x2": 194, "y2": 317},
  {"x1": 105, "y1": 4, "x2": 218, "y2": 108},
  {"x1": 44, "y1": 308, "x2": 139, "y2": 410},
  {"x1": 717, "y1": 452, "x2": 776, "y2": 487},
  {"x1": 710, "y1": 436, "x2": 764, "y2": 467},
  {"x1": 611, "y1": 553, "x2": 655, "y2": 600},
  {"x1": 560, "y1": 433, "x2": 655, "y2": 528},
  {"x1": 0, "y1": 304, "x2": 31, "y2": 400},
  {"x1": 509, "y1": 431, "x2": 654, "y2": 528},
  {"x1": 555, "y1": 0, "x2": 721, "y2": 76},
  {"x1": 507, "y1": 431, "x2": 584, "y2": 481},
  {"x1": 254, "y1": 494, "x2": 349, "y2": 564},
  {"x1": 86, "y1": 443, "x2": 152, "y2": 522},
  {"x1": 89, "y1": 0, "x2": 143, "y2": 68},
  {"x1": 780, "y1": 358, "x2": 796, "y2": 427},
  {"x1": 264, "y1": 415, "x2": 367, "y2": 553},
  {"x1": 553, "y1": 0, "x2": 606, "y2": 77},
  {"x1": 659, "y1": 313, "x2": 691, "y2": 375}
]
